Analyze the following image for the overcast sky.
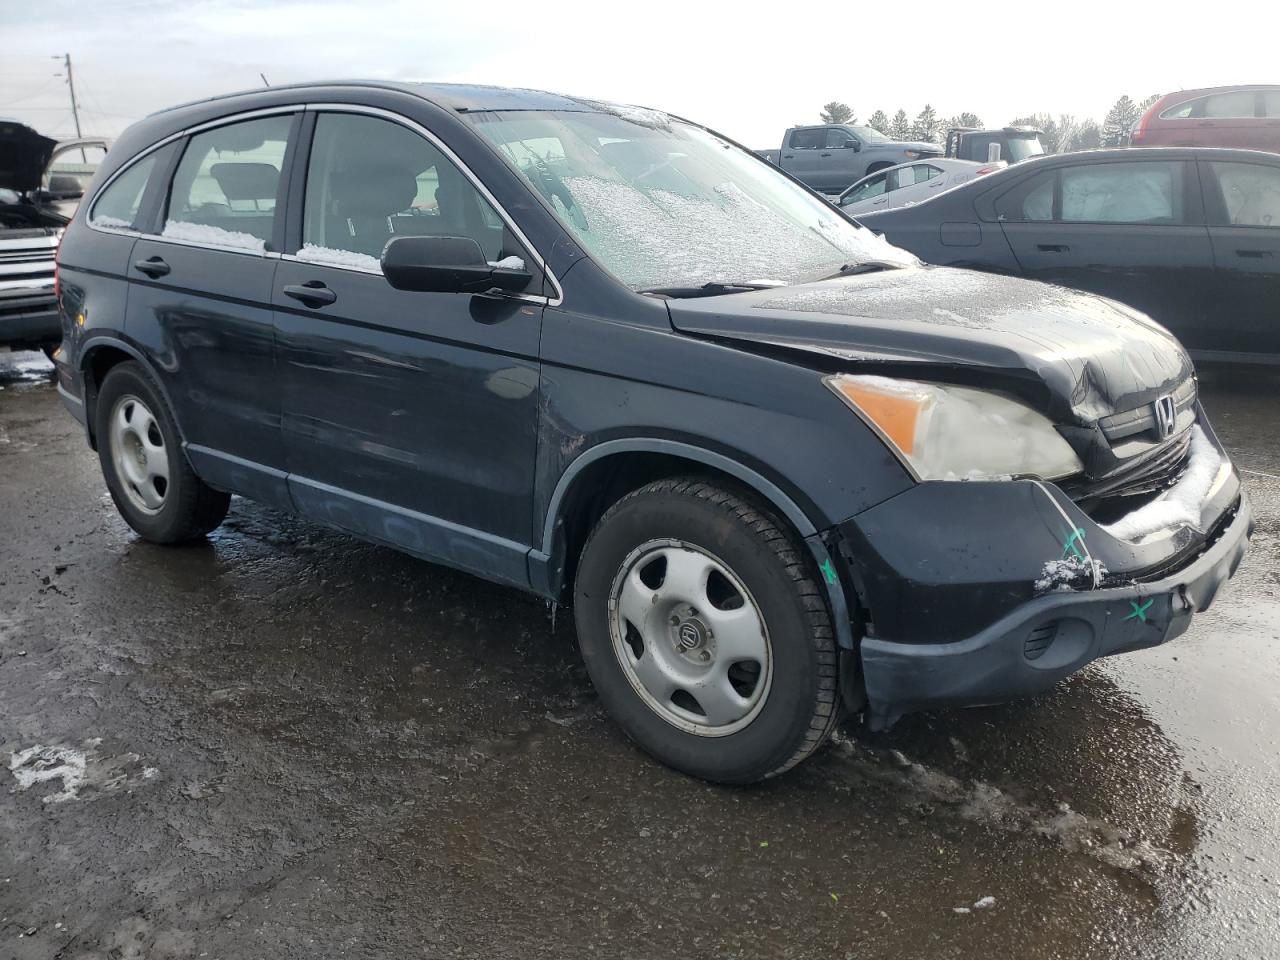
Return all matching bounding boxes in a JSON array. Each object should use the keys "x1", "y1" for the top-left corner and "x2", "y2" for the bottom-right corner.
[{"x1": 2, "y1": 0, "x2": 1274, "y2": 147}]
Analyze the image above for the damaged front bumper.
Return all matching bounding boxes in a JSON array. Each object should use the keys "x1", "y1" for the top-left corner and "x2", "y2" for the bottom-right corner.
[{"x1": 838, "y1": 424, "x2": 1254, "y2": 728}]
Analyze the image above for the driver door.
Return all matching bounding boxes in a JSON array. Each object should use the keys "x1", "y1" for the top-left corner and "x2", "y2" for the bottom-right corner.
[{"x1": 272, "y1": 109, "x2": 546, "y2": 585}]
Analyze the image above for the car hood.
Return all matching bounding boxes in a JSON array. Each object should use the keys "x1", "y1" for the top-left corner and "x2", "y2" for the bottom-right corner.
[
  {"x1": 0, "y1": 121, "x2": 56, "y2": 194},
  {"x1": 666, "y1": 265, "x2": 1193, "y2": 427}
]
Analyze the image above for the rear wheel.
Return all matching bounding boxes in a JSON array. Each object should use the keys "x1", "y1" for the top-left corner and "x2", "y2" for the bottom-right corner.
[
  {"x1": 574, "y1": 478, "x2": 840, "y2": 783},
  {"x1": 96, "y1": 362, "x2": 229, "y2": 543}
]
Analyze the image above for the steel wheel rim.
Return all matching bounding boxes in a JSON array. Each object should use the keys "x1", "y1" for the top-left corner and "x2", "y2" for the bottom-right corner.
[
  {"x1": 108, "y1": 394, "x2": 169, "y2": 516},
  {"x1": 608, "y1": 539, "x2": 773, "y2": 737}
]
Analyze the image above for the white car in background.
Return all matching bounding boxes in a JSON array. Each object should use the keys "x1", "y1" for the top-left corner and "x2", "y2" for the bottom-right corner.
[{"x1": 835, "y1": 157, "x2": 1004, "y2": 215}]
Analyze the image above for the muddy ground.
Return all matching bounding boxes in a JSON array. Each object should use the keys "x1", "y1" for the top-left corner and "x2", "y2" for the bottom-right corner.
[{"x1": 1, "y1": 350, "x2": 1277, "y2": 959}]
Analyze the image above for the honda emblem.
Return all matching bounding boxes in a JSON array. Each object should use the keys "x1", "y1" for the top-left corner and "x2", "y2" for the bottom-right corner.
[{"x1": 1152, "y1": 394, "x2": 1176, "y2": 440}]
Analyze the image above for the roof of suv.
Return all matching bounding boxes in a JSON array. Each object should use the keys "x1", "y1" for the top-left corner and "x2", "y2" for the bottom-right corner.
[{"x1": 151, "y1": 80, "x2": 617, "y2": 119}]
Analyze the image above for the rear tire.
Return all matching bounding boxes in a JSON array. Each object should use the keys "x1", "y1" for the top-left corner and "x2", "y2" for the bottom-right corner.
[
  {"x1": 95, "y1": 362, "x2": 229, "y2": 543},
  {"x1": 574, "y1": 477, "x2": 840, "y2": 783}
]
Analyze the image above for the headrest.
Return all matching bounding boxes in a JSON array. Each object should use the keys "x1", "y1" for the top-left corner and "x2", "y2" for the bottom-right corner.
[
  {"x1": 210, "y1": 162, "x2": 280, "y2": 202},
  {"x1": 329, "y1": 165, "x2": 418, "y2": 219}
]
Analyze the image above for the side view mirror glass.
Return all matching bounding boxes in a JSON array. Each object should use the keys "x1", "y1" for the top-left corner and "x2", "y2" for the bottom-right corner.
[
  {"x1": 381, "y1": 236, "x2": 533, "y2": 295},
  {"x1": 848, "y1": 141, "x2": 861, "y2": 152}
]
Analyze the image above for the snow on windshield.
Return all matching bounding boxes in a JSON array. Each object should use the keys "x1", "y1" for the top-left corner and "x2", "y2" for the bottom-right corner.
[
  {"x1": 569, "y1": 98, "x2": 673, "y2": 131},
  {"x1": 552, "y1": 175, "x2": 912, "y2": 290},
  {"x1": 471, "y1": 110, "x2": 915, "y2": 291}
]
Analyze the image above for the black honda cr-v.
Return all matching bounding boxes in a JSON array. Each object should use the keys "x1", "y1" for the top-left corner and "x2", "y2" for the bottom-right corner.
[{"x1": 54, "y1": 82, "x2": 1252, "y2": 782}]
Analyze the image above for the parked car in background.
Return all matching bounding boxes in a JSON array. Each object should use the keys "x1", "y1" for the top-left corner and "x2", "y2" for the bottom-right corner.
[
  {"x1": 54, "y1": 83, "x2": 1250, "y2": 783},
  {"x1": 1, "y1": 120, "x2": 109, "y2": 357},
  {"x1": 856, "y1": 147, "x2": 1280, "y2": 363},
  {"x1": 836, "y1": 157, "x2": 1004, "y2": 215},
  {"x1": 757, "y1": 124, "x2": 941, "y2": 193},
  {"x1": 1133, "y1": 85, "x2": 1280, "y2": 153},
  {"x1": 945, "y1": 125, "x2": 1045, "y2": 164}
]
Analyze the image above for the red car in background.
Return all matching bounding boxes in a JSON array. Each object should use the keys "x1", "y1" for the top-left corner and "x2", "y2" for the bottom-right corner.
[{"x1": 1133, "y1": 85, "x2": 1280, "y2": 152}]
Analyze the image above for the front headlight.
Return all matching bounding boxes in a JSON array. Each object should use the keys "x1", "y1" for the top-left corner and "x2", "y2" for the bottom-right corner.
[
  {"x1": 825, "y1": 374, "x2": 1083, "y2": 481},
  {"x1": 903, "y1": 150, "x2": 921, "y2": 159}
]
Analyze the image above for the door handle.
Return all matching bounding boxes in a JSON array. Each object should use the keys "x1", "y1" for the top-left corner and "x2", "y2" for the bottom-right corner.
[
  {"x1": 133, "y1": 256, "x2": 170, "y2": 278},
  {"x1": 783, "y1": 154, "x2": 794, "y2": 159},
  {"x1": 282, "y1": 281, "x2": 337, "y2": 307},
  {"x1": 820, "y1": 152, "x2": 832, "y2": 157},
  {"x1": 1236, "y1": 249, "x2": 1273, "y2": 258},
  {"x1": 1036, "y1": 243, "x2": 1070, "y2": 253}
]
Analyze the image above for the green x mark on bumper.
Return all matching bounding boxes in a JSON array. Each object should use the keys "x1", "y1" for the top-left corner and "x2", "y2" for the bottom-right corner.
[{"x1": 1123, "y1": 598, "x2": 1155, "y2": 622}]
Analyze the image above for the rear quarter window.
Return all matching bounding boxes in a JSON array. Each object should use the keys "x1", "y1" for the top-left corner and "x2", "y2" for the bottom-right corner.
[{"x1": 89, "y1": 152, "x2": 161, "y2": 230}]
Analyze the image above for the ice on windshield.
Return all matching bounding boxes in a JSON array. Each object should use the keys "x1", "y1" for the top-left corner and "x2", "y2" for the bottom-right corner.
[{"x1": 470, "y1": 109, "x2": 915, "y2": 291}]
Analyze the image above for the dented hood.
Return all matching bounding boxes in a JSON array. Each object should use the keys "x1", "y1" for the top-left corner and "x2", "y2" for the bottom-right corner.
[
  {"x1": 667, "y1": 265, "x2": 1193, "y2": 426},
  {"x1": 0, "y1": 120, "x2": 56, "y2": 194}
]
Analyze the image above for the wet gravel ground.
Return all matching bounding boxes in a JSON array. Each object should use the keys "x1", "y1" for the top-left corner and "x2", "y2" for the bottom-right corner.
[{"x1": 1, "y1": 350, "x2": 1277, "y2": 960}]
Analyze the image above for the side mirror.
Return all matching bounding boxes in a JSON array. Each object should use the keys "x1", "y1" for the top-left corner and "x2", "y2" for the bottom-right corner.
[
  {"x1": 381, "y1": 236, "x2": 533, "y2": 295},
  {"x1": 847, "y1": 141, "x2": 861, "y2": 152}
]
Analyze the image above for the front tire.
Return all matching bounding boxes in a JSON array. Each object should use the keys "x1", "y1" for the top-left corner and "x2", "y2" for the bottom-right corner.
[
  {"x1": 95, "y1": 362, "x2": 230, "y2": 543},
  {"x1": 574, "y1": 478, "x2": 840, "y2": 783}
]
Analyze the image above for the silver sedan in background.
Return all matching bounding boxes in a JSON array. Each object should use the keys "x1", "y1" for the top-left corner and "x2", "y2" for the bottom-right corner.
[{"x1": 836, "y1": 157, "x2": 1004, "y2": 215}]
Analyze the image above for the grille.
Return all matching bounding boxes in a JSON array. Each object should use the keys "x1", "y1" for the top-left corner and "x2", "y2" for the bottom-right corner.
[{"x1": 1024, "y1": 622, "x2": 1058, "y2": 661}]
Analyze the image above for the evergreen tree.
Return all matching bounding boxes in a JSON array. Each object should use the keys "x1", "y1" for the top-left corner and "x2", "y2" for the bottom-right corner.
[
  {"x1": 952, "y1": 111, "x2": 983, "y2": 129},
  {"x1": 867, "y1": 110, "x2": 890, "y2": 134},
  {"x1": 1102, "y1": 95, "x2": 1141, "y2": 146},
  {"x1": 820, "y1": 101, "x2": 855, "y2": 124},
  {"x1": 889, "y1": 109, "x2": 911, "y2": 139},
  {"x1": 911, "y1": 103, "x2": 941, "y2": 142}
]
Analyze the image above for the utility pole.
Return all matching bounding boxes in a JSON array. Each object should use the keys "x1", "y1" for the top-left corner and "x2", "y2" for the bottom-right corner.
[{"x1": 62, "y1": 53, "x2": 83, "y2": 138}]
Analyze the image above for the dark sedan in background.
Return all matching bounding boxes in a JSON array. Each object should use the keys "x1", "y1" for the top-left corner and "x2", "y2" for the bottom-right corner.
[{"x1": 856, "y1": 147, "x2": 1280, "y2": 363}]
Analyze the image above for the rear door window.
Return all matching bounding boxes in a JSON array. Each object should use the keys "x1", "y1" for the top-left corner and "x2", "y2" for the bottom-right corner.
[
  {"x1": 789, "y1": 129, "x2": 824, "y2": 150},
  {"x1": 1203, "y1": 91, "x2": 1260, "y2": 119},
  {"x1": 994, "y1": 170, "x2": 1054, "y2": 221},
  {"x1": 1262, "y1": 92, "x2": 1280, "y2": 118},
  {"x1": 299, "y1": 112, "x2": 515, "y2": 268},
  {"x1": 1060, "y1": 162, "x2": 1184, "y2": 223},
  {"x1": 90, "y1": 153, "x2": 160, "y2": 229},
  {"x1": 1207, "y1": 162, "x2": 1280, "y2": 227},
  {"x1": 164, "y1": 114, "x2": 294, "y2": 252}
]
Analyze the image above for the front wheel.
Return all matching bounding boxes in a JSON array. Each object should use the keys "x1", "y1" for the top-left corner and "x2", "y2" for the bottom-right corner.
[{"x1": 574, "y1": 478, "x2": 840, "y2": 783}]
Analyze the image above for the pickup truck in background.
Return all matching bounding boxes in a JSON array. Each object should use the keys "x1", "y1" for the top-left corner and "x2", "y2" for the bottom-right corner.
[
  {"x1": 757, "y1": 124, "x2": 941, "y2": 194},
  {"x1": 944, "y1": 125, "x2": 1045, "y2": 164},
  {"x1": 1, "y1": 120, "x2": 109, "y2": 357}
]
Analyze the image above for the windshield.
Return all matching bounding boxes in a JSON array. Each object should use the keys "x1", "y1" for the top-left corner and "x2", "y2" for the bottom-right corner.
[
  {"x1": 1007, "y1": 135, "x2": 1045, "y2": 163},
  {"x1": 467, "y1": 107, "x2": 913, "y2": 290},
  {"x1": 848, "y1": 125, "x2": 890, "y2": 144}
]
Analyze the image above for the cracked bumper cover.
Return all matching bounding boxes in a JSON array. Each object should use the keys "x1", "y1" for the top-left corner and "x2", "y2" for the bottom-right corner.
[{"x1": 836, "y1": 430, "x2": 1253, "y2": 727}]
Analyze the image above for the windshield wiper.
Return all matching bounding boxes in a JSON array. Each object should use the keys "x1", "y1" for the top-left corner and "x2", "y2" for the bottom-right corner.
[
  {"x1": 639, "y1": 281, "x2": 781, "y2": 299},
  {"x1": 813, "y1": 260, "x2": 905, "y2": 282}
]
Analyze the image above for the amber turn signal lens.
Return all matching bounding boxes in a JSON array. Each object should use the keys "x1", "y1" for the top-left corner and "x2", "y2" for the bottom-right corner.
[{"x1": 828, "y1": 379, "x2": 925, "y2": 454}]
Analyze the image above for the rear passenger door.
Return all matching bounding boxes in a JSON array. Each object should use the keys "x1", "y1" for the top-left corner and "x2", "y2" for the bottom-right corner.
[
  {"x1": 271, "y1": 109, "x2": 544, "y2": 586},
  {"x1": 1200, "y1": 158, "x2": 1280, "y2": 358},
  {"x1": 127, "y1": 111, "x2": 299, "y2": 509},
  {"x1": 995, "y1": 159, "x2": 1216, "y2": 350},
  {"x1": 781, "y1": 128, "x2": 825, "y2": 189}
]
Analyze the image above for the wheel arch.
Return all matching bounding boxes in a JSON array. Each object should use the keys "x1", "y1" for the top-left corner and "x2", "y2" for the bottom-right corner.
[
  {"x1": 532, "y1": 439, "x2": 855, "y2": 650},
  {"x1": 79, "y1": 336, "x2": 187, "y2": 454}
]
